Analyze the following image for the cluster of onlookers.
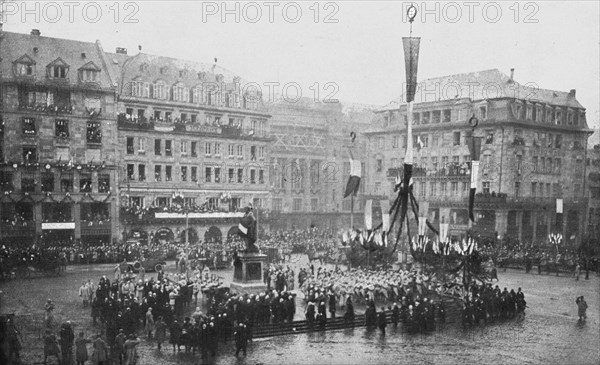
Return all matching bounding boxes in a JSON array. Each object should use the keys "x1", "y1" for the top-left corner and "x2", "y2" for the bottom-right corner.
[{"x1": 460, "y1": 283, "x2": 527, "y2": 327}]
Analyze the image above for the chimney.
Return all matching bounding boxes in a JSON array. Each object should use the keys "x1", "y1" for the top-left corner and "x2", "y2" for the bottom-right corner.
[
  {"x1": 569, "y1": 89, "x2": 576, "y2": 98},
  {"x1": 116, "y1": 47, "x2": 128, "y2": 55},
  {"x1": 31, "y1": 29, "x2": 41, "y2": 36},
  {"x1": 509, "y1": 68, "x2": 514, "y2": 82}
]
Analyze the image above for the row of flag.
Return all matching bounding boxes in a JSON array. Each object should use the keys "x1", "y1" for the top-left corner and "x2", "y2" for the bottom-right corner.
[{"x1": 411, "y1": 237, "x2": 478, "y2": 257}]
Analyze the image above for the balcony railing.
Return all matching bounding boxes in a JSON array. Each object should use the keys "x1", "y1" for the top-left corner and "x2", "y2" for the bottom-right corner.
[
  {"x1": 18, "y1": 103, "x2": 73, "y2": 115},
  {"x1": 387, "y1": 163, "x2": 471, "y2": 179}
]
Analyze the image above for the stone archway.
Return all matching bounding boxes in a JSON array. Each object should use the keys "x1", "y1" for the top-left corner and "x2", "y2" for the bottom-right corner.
[
  {"x1": 153, "y1": 227, "x2": 174, "y2": 244},
  {"x1": 179, "y1": 227, "x2": 199, "y2": 244},
  {"x1": 227, "y1": 226, "x2": 240, "y2": 242},
  {"x1": 204, "y1": 226, "x2": 222, "y2": 243}
]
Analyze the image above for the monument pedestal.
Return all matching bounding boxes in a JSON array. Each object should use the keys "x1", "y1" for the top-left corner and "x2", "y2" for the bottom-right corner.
[{"x1": 229, "y1": 251, "x2": 267, "y2": 295}]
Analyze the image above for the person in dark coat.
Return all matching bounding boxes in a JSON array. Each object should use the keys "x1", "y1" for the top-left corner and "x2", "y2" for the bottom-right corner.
[
  {"x1": 169, "y1": 320, "x2": 182, "y2": 352},
  {"x1": 59, "y1": 321, "x2": 75, "y2": 365},
  {"x1": 155, "y1": 316, "x2": 167, "y2": 350},
  {"x1": 378, "y1": 307, "x2": 387, "y2": 334},
  {"x1": 305, "y1": 302, "x2": 316, "y2": 328},
  {"x1": 328, "y1": 292, "x2": 337, "y2": 318},
  {"x1": 114, "y1": 329, "x2": 126, "y2": 365},
  {"x1": 344, "y1": 297, "x2": 355, "y2": 324},
  {"x1": 234, "y1": 323, "x2": 248, "y2": 357},
  {"x1": 317, "y1": 301, "x2": 327, "y2": 329}
]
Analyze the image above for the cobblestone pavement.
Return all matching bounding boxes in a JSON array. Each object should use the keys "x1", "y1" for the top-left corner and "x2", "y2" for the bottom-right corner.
[{"x1": 1, "y1": 263, "x2": 598, "y2": 365}]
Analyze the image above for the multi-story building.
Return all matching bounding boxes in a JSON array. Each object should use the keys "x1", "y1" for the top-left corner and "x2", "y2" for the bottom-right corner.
[
  {"x1": 364, "y1": 69, "x2": 592, "y2": 246},
  {"x1": 110, "y1": 51, "x2": 271, "y2": 244},
  {"x1": 267, "y1": 98, "x2": 371, "y2": 231},
  {"x1": 0, "y1": 28, "x2": 120, "y2": 245},
  {"x1": 585, "y1": 131, "x2": 600, "y2": 238}
]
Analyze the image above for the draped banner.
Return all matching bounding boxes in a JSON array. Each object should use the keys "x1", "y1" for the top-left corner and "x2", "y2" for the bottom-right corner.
[
  {"x1": 364, "y1": 199, "x2": 373, "y2": 230},
  {"x1": 467, "y1": 136, "x2": 482, "y2": 222},
  {"x1": 402, "y1": 37, "x2": 421, "y2": 103}
]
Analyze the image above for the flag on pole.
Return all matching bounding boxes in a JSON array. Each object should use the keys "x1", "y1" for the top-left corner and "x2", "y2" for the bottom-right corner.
[
  {"x1": 381, "y1": 200, "x2": 390, "y2": 232},
  {"x1": 364, "y1": 199, "x2": 373, "y2": 230},
  {"x1": 402, "y1": 37, "x2": 421, "y2": 103},
  {"x1": 468, "y1": 135, "x2": 482, "y2": 222},
  {"x1": 556, "y1": 198, "x2": 563, "y2": 214},
  {"x1": 343, "y1": 159, "x2": 362, "y2": 198}
]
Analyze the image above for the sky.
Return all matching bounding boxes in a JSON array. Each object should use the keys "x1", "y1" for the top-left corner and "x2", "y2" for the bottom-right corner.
[{"x1": 1, "y1": 0, "x2": 599, "y2": 129}]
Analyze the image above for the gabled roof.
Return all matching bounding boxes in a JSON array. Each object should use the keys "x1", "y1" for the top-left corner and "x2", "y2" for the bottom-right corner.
[
  {"x1": 46, "y1": 57, "x2": 69, "y2": 68},
  {"x1": 378, "y1": 69, "x2": 584, "y2": 111},
  {"x1": 14, "y1": 54, "x2": 36, "y2": 65},
  {"x1": 1, "y1": 31, "x2": 115, "y2": 89},
  {"x1": 79, "y1": 61, "x2": 101, "y2": 71}
]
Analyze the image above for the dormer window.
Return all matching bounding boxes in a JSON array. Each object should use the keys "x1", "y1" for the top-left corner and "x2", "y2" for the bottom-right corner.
[
  {"x1": 172, "y1": 83, "x2": 189, "y2": 102},
  {"x1": 53, "y1": 66, "x2": 67, "y2": 78},
  {"x1": 47, "y1": 58, "x2": 69, "y2": 79},
  {"x1": 160, "y1": 66, "x2": 168, "y2": 75},
  {"x1": 22, "y1": 118, "x2": 37, "y2": 135},
  {"x1": 79, "y1": 61, "x2": 101, "y2": 83},
  {"x1": 153, "y1": 81, "x2": 167, "y2": 99},
  {"x1": 14, "y1": 55, "x2": 36, "y2": 76},
  {"x1": 139, "y1": 63, "x2": 149, "y2": 72}
]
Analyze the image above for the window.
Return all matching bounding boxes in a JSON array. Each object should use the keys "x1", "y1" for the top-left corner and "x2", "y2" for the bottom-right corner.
[
  {"x1": 155, "y1": 139, "x2": 161, "y2": 155},
  {"x1": 392, "y1": 136, "x2": 399, "y2": 148},
  {"x1": 259, "y1": 169, "x2": 265, "y2": 184},
  {"x1": 154, "y1": 165, "x2": 162, "y2": 182},
  {"x1": 526, "y1": 106, "x2": 533, "y2": 120},
  {"x1": 191, "y1": 167, "x2": 198, "y2": 182},
  {"x1": 215, "y1": 143, "x2": 221, "y2": 156},
  {"x1": 250, "y1": 146, "x2": 256, "y2": 160},
  {"x1": 60, "y1": 172, "x2": 73, "y2": 192},
  {"x1": 430, "y1": 182, "x2": 437, "y2": 196},
  {"x1": 272, "y1": 199, "x2": 283, "y2": 211},
  {"x1": 432, "y1": 135, "x2": 439, "y2": 147},
  {"x1": 453, "y1": 132, "x2": 461, "y2": 146},
  {"x1": 228, "y1": 144, "x2": 234, "y2": 156},
  {"x1": 462, "y1": 181, "x2": 469, "y2": 193},
  {"x1": 531, "y1": 182, "x2": 537, "y2": 197},
  {"x1": 51, "y1": 65, "x2": 67, "y2": 79},
  {"x1": 126, "y1": 164, "x2": 135, "y2": 180},
  {"x1": 165, "y1": 140, "x2": 172, "y2": 156},
  {"x1": 480, "y1": 106, "x2": 487, "y2": 119},
  {"x1": 228, "y1": 168, "x2": 235, "y2": 183},
  {"x1": 214, "y1": 168, "x2": 221, "y2": 183},
  {"x1": 180, "y1": 141, "x2": 187, "y2": 155},
  {"x1": 138, "y1": 164, "x2": 146, "y2": 181},
  {"x1": 205, "y1": 167, "x2": 212, "y2": 183},
  {"x1": 237, "y1": 168, "x2": 243, "y2": 183},
  {"x1": 293, "y1": 198, "x2": 302, "y2": 211},
  {"x1": 451, "y1": 182, "x2": 458, "y2": 195},
  {"x1": 555, "y1": 158, "x2": 561, "y2": 174},
  {"x1": 238, "y1": 145, "x2": 244, "y2": 157},
  {"x1": 515, "y1": 182, "x2": 521, "y2": 198},
  {"x1": 440, "y1": 182, "x2": 447, "y2": 195},
  {"x1": 443, "y1": 109, "x2": 451, "y2": 122},
  {"x1": 431, "y1": 157, "x2": 438, "y2": 171},
  {"x1": 55, "y1": 120, "x2": 69, "y2": 139},
  {"x1": 153, "y1": 81, "x2": 166, "y2": 99},
  {"x1": 516, "y1": 155, "x2": 522, "y2": 175},
  {"x1": 532, "y1": 157, "x2": 538, "y2": 172},
  {"x1": 555, "y1": 135, "x2": 562, "y2": 149},
  {"x1": 432, "y1": 110, "x2": 441, "y2": 123},
  {"x1": 181, "y1": 166, "x2": 187, "y2": 182},
  {"x1": 478, "y1": 181, "x2": 489, "y2": 194},
  {"x1": 422, "y1": 111, "x2": 430, "y2": 124},
  {"x1": 205, "y1": 143, "x2": 211, "y2": 155},
  {"x1": 22, "y1": 147, "x2": 37, "y2": 163},
  {"x1": 131, "y1": 81, "x2": 149, "y2": 97},
  {"x1": 165, "y1": 166, "x2": 172, "y2": 181},
  {"x1": 86, "y1": 122, "x2": 102, "y2": 144},
  {"x1": 126, "y1": 137, "x2": 134, "y2": 154},
  {"x1": 98, "y1": 174, "x2": 110, "y2": 193},
  {"x1": 547, "y1": 134, "x2": 554, "y2": 148},
  {"x1": 485, "y1": 130, "x2": 494, "y2": 144},
  {"x1": 16, "y1": 62, "x2": 34, "y2": 76},
  {"x1": 23, "y1": 118, "x2": 36, "y2": 135},
  {"x1": 311, "y1": 198, "x2": 318, "y2": 212},
  {"x1": 41, "y1": 173, "x2": 54, "y2": 193},
  {"x1": 21, "y1": 174, "x2": 36, "y2": 192},
  {"x1": 376, "y1": 159, "x2": 383, "y2": 172},
  {"x1": 191, "y1": 142, "x2": 197, "y2": 157},
  {"x1": 250, "y1": 169, "x2": 256, "y2": 184},
  {"x1": 547, "y1": 158, "x2": 553, "y2": 174},
  {"x1": 259, "y1": 146, "x2": 265, "y2": 158},
  {"x1": 555, "y1": 110, "x2": 562, "y2": 125},
  {"x1": 80, "y1": 173, "x2": 92, "y2": 192}
]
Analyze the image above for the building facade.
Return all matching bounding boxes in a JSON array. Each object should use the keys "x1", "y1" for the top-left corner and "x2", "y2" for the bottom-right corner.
[
  {"x1": 267, "y1": 98, "x2": 371, "y2": 231},
  {"x1": 110, "y1": 52, "x2": 271, "y2": 244},
  {"x1": 364, "y1": 69, "x2": 592, "y2": 246},
  {"x1": 585, "y1": 136, "x2": 600, "y2": 239},
  {"x1": 0, "y1": 28, "x2": 120, "y2": 245}
]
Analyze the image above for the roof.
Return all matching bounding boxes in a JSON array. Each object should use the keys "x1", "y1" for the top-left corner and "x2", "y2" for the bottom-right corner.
[
  {"x1": 378, "y1": 69, "x2": 584, "y2": 111},
  {"x1": 0, "y1": 31, "x2": 115, "y2": 89},
  {"x1": 107, "y1": 52, "x2": 248, "y2": 93}
]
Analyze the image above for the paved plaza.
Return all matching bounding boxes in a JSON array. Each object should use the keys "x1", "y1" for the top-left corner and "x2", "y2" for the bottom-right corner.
[{"x1": 1, "y1": 262, "x2": 598, "y2": 365}]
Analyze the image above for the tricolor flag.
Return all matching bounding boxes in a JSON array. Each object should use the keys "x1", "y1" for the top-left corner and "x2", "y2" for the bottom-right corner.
[
  {"x1": 238, "y1": 209, "x2": 257, "y2": 245},
  {"x1": 364, "y1": 199, "x2": 373, "y2": 230},
  {"x1": 343, "y1": 159, "x2": 362, "y2": 198}
]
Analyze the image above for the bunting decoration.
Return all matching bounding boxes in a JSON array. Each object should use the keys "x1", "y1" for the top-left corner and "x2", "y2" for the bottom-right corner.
[{"x1": 467, "y1": 123, "x2": 482, "y2": 222}]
